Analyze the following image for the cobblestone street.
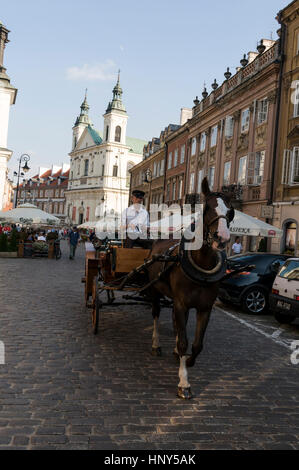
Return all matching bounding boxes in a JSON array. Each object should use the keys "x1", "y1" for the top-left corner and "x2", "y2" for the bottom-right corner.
[{"x1": 0, "y1": 241, "x2": 298, "y2": 450}]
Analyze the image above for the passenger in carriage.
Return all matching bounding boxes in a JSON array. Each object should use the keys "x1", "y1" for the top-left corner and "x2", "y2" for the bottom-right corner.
[{"x1": 121, "y1": 190, "x2": 151, "y2": 249}]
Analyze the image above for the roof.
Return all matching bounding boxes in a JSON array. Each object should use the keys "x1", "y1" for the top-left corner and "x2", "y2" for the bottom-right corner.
[
  {"x1": 89, "y1": 128, "x2": 147, "y2": 155},
  {"x1": 126, "y1": 136, "x2": 148, "y2": 154},
  {"x1": 87, "y1": 125, "x2": 103, "y2": 145}
]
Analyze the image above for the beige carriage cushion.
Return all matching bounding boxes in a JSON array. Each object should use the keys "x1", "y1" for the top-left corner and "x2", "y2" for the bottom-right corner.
[{"x1": 114, "y1": 248, "x2": 150, "y2": 273}]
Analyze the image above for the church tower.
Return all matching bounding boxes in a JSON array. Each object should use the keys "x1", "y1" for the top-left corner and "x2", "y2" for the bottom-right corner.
[
  {"x1": 72, "y1": 90, "x2": 91, "y2": 150},
  {"x1": 0, "y1": 20, "x2": 17, "y2": 210},
  {"x1": 103, "y1": 71, "x2": 128, "y2": 145}
]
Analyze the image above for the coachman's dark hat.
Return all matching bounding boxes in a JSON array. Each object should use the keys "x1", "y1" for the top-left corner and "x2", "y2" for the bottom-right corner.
[{"x1": 132, "y1": 190, "x2": 145, "y2": 199}]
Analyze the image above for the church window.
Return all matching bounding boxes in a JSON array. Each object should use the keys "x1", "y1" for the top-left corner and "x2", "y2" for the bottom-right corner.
[
  {"x1": 102, "y1": 164, "x2": 105, "y2": 176},
  {"x1": 115, "y1": 126, "x2": 121, "y2": 143},
  {"x1": 113, "y1": 165, "x2": 118, "y2": 177},
  {"x1": 84, "y1": 160, "x2": 89, "y2": 176},
  {"x1": 106, "y1": 125, "x2": 109, "y2": 141}
]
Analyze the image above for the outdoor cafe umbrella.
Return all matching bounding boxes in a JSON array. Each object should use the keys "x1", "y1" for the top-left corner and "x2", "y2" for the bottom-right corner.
[
  {"x1": 0, "y1": 203, "x2": 60, "y2": 225},
  {"x1": 150, "y1": 210, "x2": 283, "y2": 238}
]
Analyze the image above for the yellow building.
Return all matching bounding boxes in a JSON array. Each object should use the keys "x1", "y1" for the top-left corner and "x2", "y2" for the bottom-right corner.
[{"x1": 272, "y1": 0, "x2": 299, "y2": 256}]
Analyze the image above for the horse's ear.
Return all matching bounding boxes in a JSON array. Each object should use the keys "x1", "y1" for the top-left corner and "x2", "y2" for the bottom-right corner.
[{"x1": 201, "y1": 177, "x2": 210, "y2": 197}]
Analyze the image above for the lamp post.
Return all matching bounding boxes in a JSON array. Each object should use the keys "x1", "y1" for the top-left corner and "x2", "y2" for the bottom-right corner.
[
  {"x1": 14, "y1": 154, "x2": 30, "y2": 207},
  {"x1": 144, "y1": 168, "x2": 152, "y2": 212}
]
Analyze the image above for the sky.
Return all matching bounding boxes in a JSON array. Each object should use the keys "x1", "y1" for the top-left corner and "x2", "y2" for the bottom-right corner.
[{"x1": 1, "y1": 0, "x2": 287, "y2": 179}]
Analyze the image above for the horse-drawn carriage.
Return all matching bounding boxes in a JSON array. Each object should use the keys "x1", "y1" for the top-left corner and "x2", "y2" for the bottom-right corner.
[{"x1": 82, "y1": 180, "x2": 253, "y2": 399}]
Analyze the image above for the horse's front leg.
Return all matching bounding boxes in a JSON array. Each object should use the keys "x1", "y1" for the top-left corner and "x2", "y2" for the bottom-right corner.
[
  {"x1": 186, "y1": 309, "x2": 212, "y2": 368},
  {"x1": 175, "y1": 305, "x2": 192, "y2": 400},
  {"x1": 151, "y1": 297, "x2": 162, "y2": 357}
]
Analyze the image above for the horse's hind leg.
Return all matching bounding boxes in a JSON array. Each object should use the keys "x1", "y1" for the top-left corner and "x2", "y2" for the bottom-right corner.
[{"x1": 151, "y1": 297, "x2": 162, "y2": 357}]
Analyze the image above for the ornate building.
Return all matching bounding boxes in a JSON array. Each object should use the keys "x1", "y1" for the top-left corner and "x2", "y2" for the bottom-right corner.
[
  {"x1": 18, "y1": 165, "x2": 70, "y2": 223},
  {"x1": 0, "y1": 21, "x2": 17, "y2": 210},
  {"x1": 272, "y1": 0, "x2": 299, "y2": 256},
  {"x1": 65, "y1": 75, "x2": 147, "y2": 225}
]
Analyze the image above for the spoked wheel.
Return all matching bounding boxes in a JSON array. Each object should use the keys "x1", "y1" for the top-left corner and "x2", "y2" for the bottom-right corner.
[
  {"x1": 91, "y1": 277, "x2": 102, "y2": 335},
  {"x1": 242, "y1": 287, "x2": 268, "y2": 315}
]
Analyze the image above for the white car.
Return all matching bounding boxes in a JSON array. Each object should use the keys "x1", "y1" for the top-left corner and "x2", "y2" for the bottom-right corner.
[{"x1": 270, "y1": 258, "x2": 299, "y2": 324}]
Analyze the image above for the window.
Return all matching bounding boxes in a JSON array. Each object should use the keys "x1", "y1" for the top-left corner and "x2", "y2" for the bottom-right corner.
[
  {"x1": 293, "y1": 82, "x2": 299, "y2": 117},
  {"x1": 189, "y1": 173, "x2": 195, "y2": 193},
  {"x1": 168, "y1": 152, "x2": 172, "y2": 169},
  {"x1": 223, "y1": 161, "x2": 231, "y2": 186},
  {"x1": 178, "y1": 179, "x2": 183, "y2": 199},
  {"x1": 70, "y1": 171, "x2": 73, "y2": 180},
  {"x1": 91, "y1": 161, "x2": 94, "y2": 173},
  {"x1": 166, "y1": 183, "x2": 170, "y2": 201},
  {"x1": 156, "y1": 161, "x2": 160, "y2": 177},
  {"x1": 77, "y1": 163, "x2": 80, "y2": 175},
  {"x1": 210, "y1": 126, "x2": 218, "y2": 147},
  {"x1": 55, "y1": 189, "x2": 59, "y2": 197},
  {"x1": 292, "y1": 147, "x2": 299, "y2": 183},
  {"x1": 238, "y1": 156, "x2": 247, "y2": 184},
  {"x1": 208, "y1": 167, "x2": 215, "y2": 189},
  {"x1": 101, "y1": 164, "x2": 105, "y2": 176},
  {"x1": 160, "y1": 160, "x2": 164, "y2": 176},
  {"x1": 191, "y1": 138, "x2": 197, "y2": 156},
  {"x1": 284, "y1": 223, "x2": 297, "y2": 254},
  {"x1": 153, "y1": 162, "x2": 157, "y2": 177},
  {"x1": 225, "y1": 116, "x2": 234, "y2": 138},
  {"x1": 84, "y1": 160, "x2": 89, "y2": 176},
  {"x1": 115, "y1": 126, "x2": 121, "y2": 142},
  {"x1": 197, "y1": 169, "x2": 203, "y2": 193},
  {"x1": 200, "y1": 133, "x2": 206, "y2": 152},
  {"x1": 113, "y1": 165, "x2": 118, "y2": 177},
  {"x1": 106, "y1": 125, "x2": 109, "y2": 141},
  {"x1": 40, "y1": 190, "x2": 43, "y2": 197},
  {"x1": 172, "y1": 181, "x2": 177, "y2": 200},
  {"x1": 180, "y1": 145, "x2": 185, "y2": 164},
  {"x1": 174, "y1": 149, "x2": 178, "y2": 167},
  {"x1": 241, "y1": 108, "x2": 250, "y2": 133},
  {"x1": 297, "y1": 33, "x2": 299, "y2": 55},
  {"x1": 257, "y1": 99, "x2": 268, "y2": 125}
]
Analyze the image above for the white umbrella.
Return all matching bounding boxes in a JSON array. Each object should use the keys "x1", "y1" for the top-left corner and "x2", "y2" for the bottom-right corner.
[
  {"x1": 78, "y1": 221, "x2": 98, "y2": 229},
  {"x1": 230, "y1": 210, "x2": 283, "y2": 238},
  {"x1": 150, "y1": 210, "x2": 283, "y2": 238},
  {"x1": 0, "y1": 203, "x2": 60, "y2": 225}
]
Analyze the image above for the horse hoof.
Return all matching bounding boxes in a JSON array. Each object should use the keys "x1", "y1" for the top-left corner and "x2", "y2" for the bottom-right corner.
[
  {"x1": 177, "y1": 387, "x2": 192, "y2": 400},
  {"x1": 151, "y1": 347, "x2": 162, "y2": 357}
]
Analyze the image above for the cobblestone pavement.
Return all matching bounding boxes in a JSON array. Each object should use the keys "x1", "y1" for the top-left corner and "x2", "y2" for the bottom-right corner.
[{"x1": 0, "y1": 241, "x2": 298, "y2": 450}]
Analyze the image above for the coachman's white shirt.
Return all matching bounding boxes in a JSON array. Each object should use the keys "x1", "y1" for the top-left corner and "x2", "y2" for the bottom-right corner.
[{"x1": 121, "y1": 204, "x2": 149, "y2": 237}]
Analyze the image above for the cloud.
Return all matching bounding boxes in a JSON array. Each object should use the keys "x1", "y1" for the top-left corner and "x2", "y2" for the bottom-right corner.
[
  {"x1": 120, "y1": 45, "x2": 125, "y2": 52},
  {"x1": 66, "y1": 60, "x2": 116, "y2": 81}
]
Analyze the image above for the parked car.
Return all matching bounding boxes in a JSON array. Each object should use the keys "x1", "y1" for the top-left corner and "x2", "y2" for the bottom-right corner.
[
  {"x1": 218, "y1": 253, "x2": 290, "y2": 315},
  {"x1": 270, "y1": 258, "x2": 299, "y2": 324}
]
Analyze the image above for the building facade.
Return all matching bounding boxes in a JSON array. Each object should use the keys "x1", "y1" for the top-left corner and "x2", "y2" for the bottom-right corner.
[
  {"x1": 18, "y1": 164, "x2": 70, "y2": 223},
  {"x1": 272, "y1": 0, "x2": 299, "y2": 257},
  {"x1": 0, "y1": 21, "x2": 17, "y2": 210},
  {"x1": 65, "y1": 77, "x2": 147, "y2": 225}
]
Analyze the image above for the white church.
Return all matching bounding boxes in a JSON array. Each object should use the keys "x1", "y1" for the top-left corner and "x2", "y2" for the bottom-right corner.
[
  {"x1": 0, "y1": 21, "x2": 17, "y2": 211},
  {"x1": 65, "y1": 74, "x2": 147, "y2": 226}
]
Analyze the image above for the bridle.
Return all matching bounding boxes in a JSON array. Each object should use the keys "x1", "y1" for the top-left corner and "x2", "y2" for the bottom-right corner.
[{"x1": 203, "y1": 192, "x2": 234, "y2": 247}]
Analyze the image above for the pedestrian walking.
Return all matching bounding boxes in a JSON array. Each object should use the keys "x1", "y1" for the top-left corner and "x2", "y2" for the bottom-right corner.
[
  {"x1": 68, "y1": 226, "x2": 80, "y2": 260},
  {"x1": 232, "y1": 237, "x2": 243, "y2": 255}
]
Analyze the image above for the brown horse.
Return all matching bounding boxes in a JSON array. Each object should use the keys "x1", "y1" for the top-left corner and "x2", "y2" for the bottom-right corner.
[{"x1": 147, "y1": 177, "x2": 235, "y2": 399}]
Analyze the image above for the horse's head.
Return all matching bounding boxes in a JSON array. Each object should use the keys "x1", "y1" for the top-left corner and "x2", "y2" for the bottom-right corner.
[{"x1": 201, "y1": 177, "x2": 235, "y2": 251}]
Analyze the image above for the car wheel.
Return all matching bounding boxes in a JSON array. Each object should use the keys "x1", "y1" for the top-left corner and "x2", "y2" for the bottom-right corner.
[
  {"x1": 242, "y1": 287, "x2": 268, "y2": 315},
  {"x1": 274, "y1": 313, "x2": 295, "y2": 325}
]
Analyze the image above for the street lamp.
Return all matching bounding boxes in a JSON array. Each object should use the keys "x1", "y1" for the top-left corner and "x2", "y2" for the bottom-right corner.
[
  {"x1": 14, "y1": 154, "x2": 31, "y2": 207},
  {"x1": 144, "y1": 168, "x2": 152, "y2": 211}
]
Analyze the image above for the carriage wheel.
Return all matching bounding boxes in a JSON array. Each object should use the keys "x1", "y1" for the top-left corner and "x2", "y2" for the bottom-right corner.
[{"x1": 91, "y1": 277, "x2": 101, "y2": 335}]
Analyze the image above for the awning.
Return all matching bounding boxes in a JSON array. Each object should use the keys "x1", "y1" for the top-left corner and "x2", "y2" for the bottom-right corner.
[{"x1": 0, "y1": 203, "x2": 60, "y2": 225}]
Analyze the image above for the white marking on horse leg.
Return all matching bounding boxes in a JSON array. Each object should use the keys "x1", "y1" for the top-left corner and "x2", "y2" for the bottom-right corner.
[
  {"x1": 178, "y1": 356, "x2": 190, "y2": 389},
  {"x1": 152, "y1": 317, "x2": 160, "y2": 349},
  {"x1": 174, "y1": 335, "x2": 179, "y2": 355}
]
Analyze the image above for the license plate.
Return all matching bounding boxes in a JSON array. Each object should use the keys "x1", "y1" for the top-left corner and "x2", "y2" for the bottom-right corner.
[{"x1": 277, "y1": 300, "x2": 291, "y2": 311}]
